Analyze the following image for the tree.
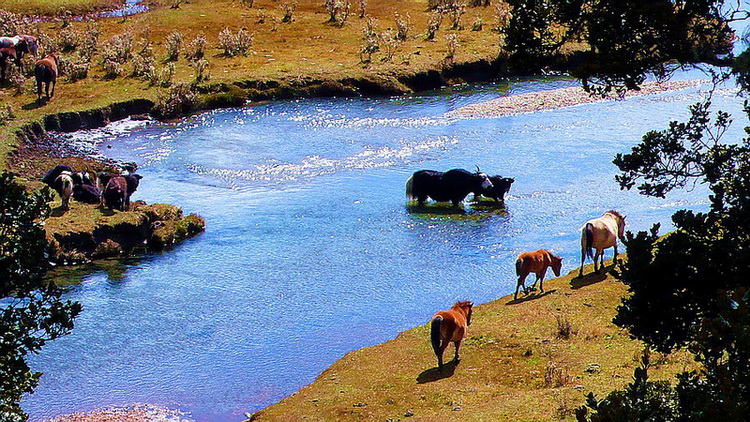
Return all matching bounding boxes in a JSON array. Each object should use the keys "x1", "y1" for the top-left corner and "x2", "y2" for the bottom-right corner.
[
  {"x1": 503, "y1": 0, "x2": 750, "y2": 419},
  {"x1": 0, "y1": 172, "x2": 81, "y2": 421}
]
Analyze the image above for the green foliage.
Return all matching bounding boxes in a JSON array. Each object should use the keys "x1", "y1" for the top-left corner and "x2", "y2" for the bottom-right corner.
[
  {"x1": 504, "y1": 0, "x2": 734, "y2": 95},
  {"x1": 576, "y1": 349, "x2": 679, "y2": 421},
  {"x1": 0, "y1": 172, "x2": 81, "y2": 421}
]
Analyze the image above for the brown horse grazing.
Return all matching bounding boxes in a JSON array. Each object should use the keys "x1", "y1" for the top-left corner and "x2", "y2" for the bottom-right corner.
[
  {"x1": 430, "y1": 301, "x2": 473, "y2": 371},
  {"x1": 34, "y1": 53, "x2": 59, "y2": 101},
  {"x1": 578, "y1": 210, "x2": 626, "y2": 277},
  {"x1": 515, "y1": 249, "x2": 563, "y2": 300}
]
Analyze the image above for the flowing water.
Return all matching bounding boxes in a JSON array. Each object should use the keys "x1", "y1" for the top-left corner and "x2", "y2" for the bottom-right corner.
[{"x1": 22, "y1": 75, "x2": 746, "y2": 421}]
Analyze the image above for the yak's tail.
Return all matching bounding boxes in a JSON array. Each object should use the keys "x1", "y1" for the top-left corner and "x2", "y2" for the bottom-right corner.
[
  {"x1": 405, "y1": 175, "x2": 415, "y2": 200},
  {"x1": 583, "y1": 223, "x2": 594, "y2": 259},
  {"x1": 430, "y1": 316, "x2": 443, "y2": 355},
  {"x1": 515, "y1": 258, "x2": 523, "y2": 277}
]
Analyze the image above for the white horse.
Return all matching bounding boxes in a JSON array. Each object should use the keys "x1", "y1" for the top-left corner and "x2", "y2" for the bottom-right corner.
[{"x1": 578, "y1": 210, "x2": 626, "y2": 277}]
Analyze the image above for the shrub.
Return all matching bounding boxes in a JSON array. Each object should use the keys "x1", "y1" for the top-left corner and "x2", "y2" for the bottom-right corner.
[
  {"x1": 425, "y1": 12, "x2": 443, "y2": 40},
  {"x1": 218, "y1": 28, "x2": 253, "y2": 57},
  {"x1": 358, "y1": 0, "x2": 367, "y2": 18},
  {"x1": 193, "y1": 59, "x2": 210, "y2": 84},
  {"x1": 379, "y1": 30, "x2": 399, "y2": 62},
  {"x1": 63, "y1": 53, "x2": 90, "y2": 82},
  {"x1": 472, "y1": 17, "x2": 483, "y2": 31},
  {"x1": 165, "y1": 30, "x2": 183, "y2": 62},
  {"x1": 469, "y1": 0, "x2": 490, "y2": 6},
  {"x1": 0, "y1": 105, "x2": 15, "y2": 125},
  {"x1": 325, "y1": 0, "x2": 351, "y2": 27},
  {"x1": 446, "y1": 0, "x2": 466, "y2": 30},
  {"x1": 131, "y1": 52, "x2": 156, "y2": 79},
  {"x1": 153, "y1": 83, "x2": 198, "y2": 118},
  {"x1": 395, "y1": 13, "x2": 410, "y2": 41},
  {"x1": 56, "y1": 25, "x2": 81, "y2": 52},
  {"x1": 102, "y1": 59, "x2": 124, "y2": 79},
  {"x1": 77, "y1": 22, "x2": 101, "y2": 62},
  {"x1": 543, "y1": 361, "x2": 571, "y2": 388},
  {"x1": 555, "y1": 314, "x2": 576, "y2": 339},
  {"x1": 101, "y1": 33, "x2": 134, "y2": 65},
  {"x1": 445, "y1": 33, "x2": 458, "y2": 60},
  {"x1": 279, "y1": 0, "x2": 298, "y2": 23},
  {"x1": 151, "y1": 63, "x2": 175, "y2": 88},
  {"x1": 185, "y1": 32, "x2": 207, "y2": 61}
]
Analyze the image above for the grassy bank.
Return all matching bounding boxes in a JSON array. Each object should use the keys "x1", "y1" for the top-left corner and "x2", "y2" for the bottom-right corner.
[
  {"x1": 0, "y1": 0, "x2": 122, "y2": 16},
  {"x1": 251, "y1": 262, "x2": 694, "y2": 421}
]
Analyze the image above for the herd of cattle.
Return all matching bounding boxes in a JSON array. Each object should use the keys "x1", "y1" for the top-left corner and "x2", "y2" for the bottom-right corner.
[{"x1": 42, "y1": 164, "x2": 142, "y2": 211}]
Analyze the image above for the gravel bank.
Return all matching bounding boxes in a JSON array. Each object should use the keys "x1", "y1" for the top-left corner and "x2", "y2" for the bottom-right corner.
[{"x1": 446, "y1": 79, "x2": 707, "y2": 119}]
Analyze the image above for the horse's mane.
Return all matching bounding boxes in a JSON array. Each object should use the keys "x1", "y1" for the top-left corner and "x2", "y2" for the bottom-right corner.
[
  {"x1": 452, "y1": 300, "x2": 473, "y2": 309},
  {"x1": 606, "y1": 210, "x2": 625, "y2": 222}
]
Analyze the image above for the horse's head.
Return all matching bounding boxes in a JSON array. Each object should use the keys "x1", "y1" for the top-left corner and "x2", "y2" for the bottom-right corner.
[
  {"x1": 607, "y1": 210, "x2": 627, "y2": 241},
  {"x1": 452, "y1": 301, "x2": 474, "y2": 326},
  {"x1": 550, "y1": 254, "x2": 563, "y2": 277},
  {"x1": 21, "y1": 35, "x2": 38, "y2": 56}
]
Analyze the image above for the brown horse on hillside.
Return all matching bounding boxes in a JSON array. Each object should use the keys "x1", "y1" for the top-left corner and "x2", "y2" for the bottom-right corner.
[
  {"x1": 430, "y1": 301, "x2": 473, "y2": 371},
  {"x1": 578, "y1": 210, "x2": 626, "y2": 277},
  {"x1": 34, "y1": 53, "x2": 59, "y2": 101},
  {"x1": 515, "y1": 249, "x2": 563, "y2": 300}
]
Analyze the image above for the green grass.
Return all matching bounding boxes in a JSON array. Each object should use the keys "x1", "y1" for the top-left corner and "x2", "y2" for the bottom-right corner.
[{"x1": 251, "y1": 262, "x2": 695, "y2": 421}]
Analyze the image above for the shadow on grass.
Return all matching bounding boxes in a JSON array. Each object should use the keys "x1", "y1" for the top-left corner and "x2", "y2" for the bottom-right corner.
[
  {"x1": 570, "y1": 264, "x2": 622, "y2": 289},
  {"x1": 50, "y1": 206, "x2": 68, "y2": 217},
  {"x1": 505, "y1": 289, "x2": 556, "y2": 305},
  {"x1": 417, "y1": 360, "x2": 457, "y2": 384},
  {"x1": 22, "y1": 99, "x2": 46, "y2": 110}
]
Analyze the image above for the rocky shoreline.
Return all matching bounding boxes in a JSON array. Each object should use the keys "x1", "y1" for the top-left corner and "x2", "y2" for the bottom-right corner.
[{"x1": 446, "y1": 79, "x2": 707, "y2": 119}]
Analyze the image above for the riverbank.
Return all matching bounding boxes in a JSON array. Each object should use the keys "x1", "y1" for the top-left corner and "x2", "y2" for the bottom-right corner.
[{"x1": 249, "y1": 261, "x2": 694, "y2": 421}]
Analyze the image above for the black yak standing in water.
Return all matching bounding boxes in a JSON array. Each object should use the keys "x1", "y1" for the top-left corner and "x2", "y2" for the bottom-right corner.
[
  {"x1": 406, "y1": 168, "x2": 493, "y2": 206},
  {"x1": 475, "y1": 176, "x2": 514, "y2": 203}
]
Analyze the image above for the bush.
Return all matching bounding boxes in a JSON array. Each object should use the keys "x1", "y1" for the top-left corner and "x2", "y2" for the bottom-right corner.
[
  {"x1": 279, "y1": 0, "x2": 298, "y2": 23},
  {"x1": 395, "y1": 13, "x2": 410, "y2": 41},
  {"x1": 131, "y1": 52, "x2": 156, "y2": 79},
  {"x1": 425, "y1": 12, "x2": 443, "y2": 40},
  {"x1": 101, "y1": 33, "x2": 134, "y2": 66},
  {"x1": 153, "y1": 83, "x2": 197, "y2": 118},
  {"x1": 165, "y1": 30, "x2": 183, "y2": 62},
  {"x1": 0, "y1": 105, "x2": 15, "y2": 125},
  {"x1": 445, "y1": 33, "x2": 458, "y2": 60},
  {"x1": 151, "y1": 63, "x2": 175, "y2": 88},
  {"x1": 193, "y1": 59, "x2": 210, "y2": 84},
  {"x1": 325, "y1": 0, "x2": 351, "y2": 27},
  {"x1": 185, "y1": 32, "x2": 207, "y2": 61},
  {"x1": 62, "y1": 53, "x2": 90, "y2": 82},
  {"x1": 218, "y1": 28, "x2": 253, "y2": 57}
]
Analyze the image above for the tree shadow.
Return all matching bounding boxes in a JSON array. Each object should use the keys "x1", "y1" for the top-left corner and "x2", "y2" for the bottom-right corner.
[
  {"x1": 505, "y1": 289, "x2": 556, "y2": 305},
  {"x1": 49, "y1": 207, "x2": 68, "y2": 217},
  {"x1": 416, "y1": 360, "x2": 457, "y2": 384}
]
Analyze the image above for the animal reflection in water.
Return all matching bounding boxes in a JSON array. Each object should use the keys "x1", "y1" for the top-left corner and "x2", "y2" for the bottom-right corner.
[
  {"x1": 430, "y1": 301, "x2": 473, "y2": 371},
  {"x1": 514, "y1": 249, "x2": 563, "y2": 300},
  {"x1": 578, "y1": 210, "x2": 626, "y2": 277},
  {"x1": 406, "y1": 168, "x2": 493, "y2": 207}
]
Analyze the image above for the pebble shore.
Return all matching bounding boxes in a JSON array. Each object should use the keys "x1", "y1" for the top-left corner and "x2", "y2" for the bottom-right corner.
[{"x1": 446, "y1": 79, "x2": 707, "y2": 119}]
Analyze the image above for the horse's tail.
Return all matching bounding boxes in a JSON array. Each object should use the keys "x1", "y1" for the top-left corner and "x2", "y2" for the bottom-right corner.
[
  {"x1": 515, "y1": 258, "x2": 523, "y2": 277},
  {"x1": 405, "y1": 175, "x2": 415, "y2": 200},
  {"x1": 430, "y1": 316, "x2": 443, "y2": 355},
  {"x1": 583, "y1": 223, "x2": 594, "y2": 259}
]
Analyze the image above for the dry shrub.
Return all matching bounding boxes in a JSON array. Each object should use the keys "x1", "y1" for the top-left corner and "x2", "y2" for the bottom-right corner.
[
  {"x1": 56, "y1": 25, "x2": 81, "y2": 52},
  {"x1": 100, "y1": 33, "x2": 134, "y2": 76},
  {"x1": 61, "y1": 53, "x2": 90, "y2": 82},
  {"x1": 469, "y1": 0, "x2": 490, "y2": 6},
  {"x1": 150, "y1": 63, "x2": 175, "y2": 88},
  {"x1": 395, "y1": 13, "x2": 410, "y2": 41},
  {"x1": 153, "y1": 83, "x2": 197, "y2": 118},
  {"x1": 425, "y1": 12, "x2": 443, "y2": 40},
  {"x1": 445, "y1": 33, "x2": 458, "y2": 60},
  {"x1": 0, "y1": 105, "x2": 15, "y2": 125},
  {"x1": 358, "y1": 0, "x2": 367, "y2": 18},
  {"x1": 218, "y1": 28, "x2": 253, "y2": 57},
  {"x1": 279, "y1": 0, "x2": 298, "y2": 23},
  {"x1": 165, "y1": 30, "x2": 183, "y2": 62},
  {"x1": 555, "y1": 314, "x2": 577, "y2": 339},
  {"x1": 378, "y1": 30, "x2": 399, "y2": 62},
  {"x1": 472, "y1": 17, "x2": 483, "y2": 31},
  {"x1": 193, "y1": 59, "x2": 210, "y2": 84},
  {"x1": 131, "y1": 52, "x2": 156, "y2": 79},
  {"x1": 185, "y1": 32, "x2": 207, "y2": 61},
  {"x1": 325, "y1": 0, "x2": 351, "y2": 27},
  {"x1": 0, "y1": 10, "x2": 32, "y2": 37},
  {"x1": 543, "y1": 361, "x2": 572, "y2": 388}
]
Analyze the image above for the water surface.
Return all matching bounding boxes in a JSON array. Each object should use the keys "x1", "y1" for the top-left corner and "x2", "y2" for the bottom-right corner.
[{"x1": 24, "y1": 77, "x2": 744, "y2": 421}]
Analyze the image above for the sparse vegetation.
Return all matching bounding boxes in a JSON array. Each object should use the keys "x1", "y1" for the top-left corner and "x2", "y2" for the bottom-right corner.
[
  {"x1": 218, "y1": 27, "x2": 253, "y2": 57},
  {"x1": 165, "y1": 30, "x2": 183, "y2": 62}
]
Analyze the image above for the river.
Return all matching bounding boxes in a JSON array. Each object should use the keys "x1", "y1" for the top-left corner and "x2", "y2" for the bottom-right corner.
[{"x1": 22, "y1": 74, "x2": 744, "y2": 421}]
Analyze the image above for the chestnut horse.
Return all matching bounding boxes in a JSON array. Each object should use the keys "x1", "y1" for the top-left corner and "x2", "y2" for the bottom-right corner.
[
  {"x1": 515, "y1": 249, "x2": 563, "y2": 300},
  {"x1": 578, "y1": 210, "x2": 626, "y2": 277},
  {"x1": 430, "y1": 301, "x2": 473, "y2": 371},
  {"x1": 34, "y1": 53, "x2": 59, "y2": 101}
]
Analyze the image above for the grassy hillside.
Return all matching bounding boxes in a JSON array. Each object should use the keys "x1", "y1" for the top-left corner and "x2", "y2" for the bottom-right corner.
[{"x1": 251, "y1": 261, "x2": 694, "y2": 421}]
